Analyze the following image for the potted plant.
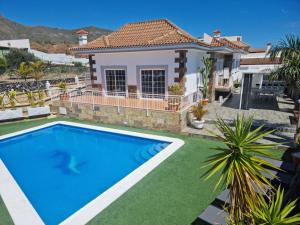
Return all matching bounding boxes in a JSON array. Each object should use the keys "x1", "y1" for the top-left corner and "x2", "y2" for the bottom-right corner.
[
  {"x1": 199, "y1": 57, "x2": 213, "y2": 105},
  {"x1": 191, "y1": 102, "x2": 207, "y2": 129},
  {"x1": 58, "y1": 81, "x2": 69, "y2": 101},
  {"x1": 26, "y1": 90, "x2": 50, "y2": 117},
  {"x1": 0, "y1": 90, "x2": 24, "y2": 121},
  {"x1": 168, "y1": 83, "x2": 184, "y2": 111}
]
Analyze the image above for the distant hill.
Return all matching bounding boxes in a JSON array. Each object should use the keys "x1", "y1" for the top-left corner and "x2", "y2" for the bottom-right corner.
[{"x1": 0, "y1": 15, "x2": 112, "y2": 53}]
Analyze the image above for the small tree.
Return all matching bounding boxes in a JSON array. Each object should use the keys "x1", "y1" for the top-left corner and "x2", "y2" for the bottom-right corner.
[
  {"x1": 0, "y1": 93, "x2": 6, "y2": 110},
  {"x1": 203, "y1": 116, "x2": 279, "y2": 224},
  {"x1": 268, "y1": 35, "x2": 300, "y2": 99},
  {"x1": 4, "y1": 49, "x2": 37, "y2": 70},
  {"x1": 7, "y1": 90, "x2": 17, "y2": 108},
  {"x1": 199, "y1": 57, "x2": 214, "y2": 100},
  {"x1": 17, "y1": 62, "x2": 32, "y2": 81},
  {"x1": 31, "y1": 60, "x2": 45, "y2": 87},
  {"x1": 0, "y1": 57, "x2": 7, "y2": 75}
]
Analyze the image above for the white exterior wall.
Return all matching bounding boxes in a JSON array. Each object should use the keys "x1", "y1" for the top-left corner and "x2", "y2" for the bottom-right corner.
[
  {"x1": 0, "y1": 39, "x2": 31, "y2": 50},
  {"x1": 232, "y1": 53, "x2": 242, "y2": 81},
  {"x1": 93, "y1": 49, "x2": 208, "y2": 95},
  {"x1": 185, "y1": 49, "x2": 208, "y2": 95},
  {"x1": 241, "y1": 52, "x2": 267, "y2": 59},
  {"x1": 29, "y1": 49, "x2": 88, "y2": 65}
]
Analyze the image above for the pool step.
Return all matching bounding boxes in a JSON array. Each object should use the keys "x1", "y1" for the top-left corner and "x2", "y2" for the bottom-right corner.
[{"x1": 134, "y1": 143, "x2": 168, "y2": 164}]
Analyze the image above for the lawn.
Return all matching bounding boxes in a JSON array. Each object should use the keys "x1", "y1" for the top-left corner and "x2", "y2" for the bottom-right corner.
[{"x1": 0, "y1": 117, "x2": 286, "y2": 225}]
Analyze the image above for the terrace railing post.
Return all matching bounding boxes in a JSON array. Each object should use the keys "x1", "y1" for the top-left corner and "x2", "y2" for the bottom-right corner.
[
  {"x1": 117, "y1": 95, "x2": 120, "y2": 114},
  {"x1": 70, "y1": 89, "x2": 73, "y2": 107},
  {"x1": 146, "y1": 97, "x2": 149, "y2": 116},
  {"x1": 92, "y1": 90, "x2": 95, "y2": 111}
]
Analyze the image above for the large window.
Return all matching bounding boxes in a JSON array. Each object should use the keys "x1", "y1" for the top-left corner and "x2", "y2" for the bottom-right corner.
[
  {"x1": 105, "y1": 69, "x2": 126, "y2": 93},
  {"x1": 141, "y1": 69, "x2": 166, "y2": 95}
]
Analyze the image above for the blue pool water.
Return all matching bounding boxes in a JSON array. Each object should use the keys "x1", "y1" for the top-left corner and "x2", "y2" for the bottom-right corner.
[{"x1": 0, "y1": 124, "x2": 170, "y2": 225}]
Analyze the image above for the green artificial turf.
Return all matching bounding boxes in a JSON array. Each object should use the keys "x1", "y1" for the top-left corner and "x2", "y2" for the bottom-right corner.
[{"x1": 0, "y1": 117, "x2": 287, "y2": 225}]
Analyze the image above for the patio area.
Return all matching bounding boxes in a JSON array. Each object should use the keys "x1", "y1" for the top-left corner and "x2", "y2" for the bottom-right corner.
[{"x1": 208, "y1": 93, "x2": 296, "y2": 130}]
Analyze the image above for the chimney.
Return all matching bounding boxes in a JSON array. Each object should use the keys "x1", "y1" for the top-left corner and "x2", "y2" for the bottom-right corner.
[
  {"x1": 213, "y1": 29, "x2": 221, "y2": 39},
  {"x1": 237, "y1": 37, "x2": 241, "y2": 41},
  {"x1": 76, "y1": 29, "x2": 89, "y2": 46},
  {"x1": 266, "y1": 43, "x2": 272, "y2": 52}
]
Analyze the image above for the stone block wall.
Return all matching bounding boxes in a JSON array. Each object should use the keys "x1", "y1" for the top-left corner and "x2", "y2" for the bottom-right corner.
[{"x1": 51, "y1": 101, "x2": 188, "y2": 132}]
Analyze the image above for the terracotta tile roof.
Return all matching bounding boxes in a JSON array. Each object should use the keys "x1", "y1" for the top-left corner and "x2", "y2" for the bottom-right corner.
[
  {"x1": 211, "y1": 37, "x2": 242, "y2": 49},
  {"x1": 71, "y1": 19, "x2": 209, "y2": 51},
  {"x1": 76, "y1": 29, "x2": 89, "y2": 35},
  {"x1": 240, "y1": 58, "x2": 281, "y2": 65},
  {"x1": 247, "y1": 47, "x2": 266, "y2": 53},
  {"x1": 231, "y1": 40, "x2": 250, "y2": 49}
]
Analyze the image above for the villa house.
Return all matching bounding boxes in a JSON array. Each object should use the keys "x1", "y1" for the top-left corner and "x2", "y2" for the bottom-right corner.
[
  {"x1": 71, "y1": 19, "x2": 246, "y2": 100},
  {"x1": 200, "y1": 31, "x2": 248, "y2": 100}
]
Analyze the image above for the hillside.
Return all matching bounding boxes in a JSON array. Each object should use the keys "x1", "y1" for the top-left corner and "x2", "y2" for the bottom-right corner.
[{"x1": 0, "y1": 15, "x2": 112, "y2": 53}]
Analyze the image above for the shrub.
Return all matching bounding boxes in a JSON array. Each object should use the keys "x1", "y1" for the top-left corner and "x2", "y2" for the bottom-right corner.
[
  {"x1": 0, "y1": 57, "x2": 7, "y2": 75},
  {"x1": 4, "y1": 49, "x2": 37, "y2": 69},
  {"x1": 7, "y1": 90, "x2": 17, "y2": 108},
  {"x1": 191, "y1": 103, "x2": 207, "y2": 120},
  {"x1": 168, "y1": 83, "x2": 183, "y2": 95},
  {"x1": 234, "y1": 81, "x2": 241, "y2": 88}
]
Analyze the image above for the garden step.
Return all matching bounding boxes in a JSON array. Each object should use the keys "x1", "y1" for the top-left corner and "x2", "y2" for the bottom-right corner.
[
  {"x1": 216, "y1": 185, "x2": 270, "y2": 204},
  {"x1": 262, "y1": 169, "x2": 293, "y2": 185},
  {"x1": 259, "y1": 156, "x2": 295, "y2": 174},
  {"x1": 197, "y1": 205, "x2": 227, "y2": 225}
]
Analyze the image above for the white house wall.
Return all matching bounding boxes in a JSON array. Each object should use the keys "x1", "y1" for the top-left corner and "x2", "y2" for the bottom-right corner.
[
  {"x1": 93, "y1": 49, "x2": 208, "y2": 95},
  {"x1": 185, "y1": 49, "x2": 208, "y2": 95},
  {"x1": 93, "y1": 50, "x2": 177, "y2": 91},
  {"x1": 232, "y1": 53, "x2": 242, "y2": 81}
]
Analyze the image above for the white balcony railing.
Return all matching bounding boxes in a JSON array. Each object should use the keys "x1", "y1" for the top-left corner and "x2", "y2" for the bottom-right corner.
[{"x1": 51, "y1": 88, "x2": 199, "y2": 112}]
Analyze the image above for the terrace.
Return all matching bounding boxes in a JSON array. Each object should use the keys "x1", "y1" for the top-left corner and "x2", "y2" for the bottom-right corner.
[{"x1": 51, "y1": 89, "x2": 198, "y2": 113}]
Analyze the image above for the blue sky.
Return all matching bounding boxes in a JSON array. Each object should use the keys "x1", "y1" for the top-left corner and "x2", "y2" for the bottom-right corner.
[{"x1": 1, "y1": 0, "x2": 299, "y2": 47}]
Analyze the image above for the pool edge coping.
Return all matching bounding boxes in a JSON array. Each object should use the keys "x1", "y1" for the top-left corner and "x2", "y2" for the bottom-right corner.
[{"x1": 0, "y1": 121, "x2": 184, "y2": 225}]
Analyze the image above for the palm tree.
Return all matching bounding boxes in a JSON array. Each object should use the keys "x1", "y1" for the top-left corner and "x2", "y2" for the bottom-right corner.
[
  {"x1": 268, "y1": 35, "x2": 300, "y2": 99},
  {"x1": 250, "y1": 186, "x2": 300, "y2": 225},
  {"x1": 17, "y1": 62, "x2": 32, "y2": 81},
  {"x1": 203, "y1": 116, "x2": 279, "y2": 224},
  {"x1": 30, "y1": 60, "x2": 45, "y2": 88}
]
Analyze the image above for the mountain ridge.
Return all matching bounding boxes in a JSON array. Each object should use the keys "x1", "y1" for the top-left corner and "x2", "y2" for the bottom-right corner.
[{"x1": 0, "y1": 15, "x2": 112, "y2": 53}]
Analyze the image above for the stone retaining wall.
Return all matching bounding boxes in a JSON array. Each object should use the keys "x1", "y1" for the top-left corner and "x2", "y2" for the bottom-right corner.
[{"x1": 51, "y1": 101, "x2": 189, "y2": 132}]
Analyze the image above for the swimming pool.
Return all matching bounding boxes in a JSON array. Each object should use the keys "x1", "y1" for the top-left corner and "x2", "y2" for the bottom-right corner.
[{"x1": 0, "y1": 121, "x2": 184, "y2": 225}]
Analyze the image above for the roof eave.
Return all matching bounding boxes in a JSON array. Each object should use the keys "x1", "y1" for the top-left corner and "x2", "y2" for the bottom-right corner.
[
  {"x1": 70, "y1": 43, "x2": 210, "y2": 54},
  {"x1": 209, "y1": 46, "x2": 246, "y2": 54}
]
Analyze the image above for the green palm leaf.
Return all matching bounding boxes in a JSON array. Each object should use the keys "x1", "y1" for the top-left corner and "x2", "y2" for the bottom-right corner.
[{"x1": 203, "y1": 115, "x2": 280, "y2": 223}]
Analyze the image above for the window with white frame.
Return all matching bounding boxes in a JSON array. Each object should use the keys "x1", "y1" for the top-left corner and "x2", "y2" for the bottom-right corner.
[
  {"x1": 105, "y1": 69, "x2": 126, "y2": 93},
  {"x1": 141, "y1": 69, "x2": 166, "y2": 95}
]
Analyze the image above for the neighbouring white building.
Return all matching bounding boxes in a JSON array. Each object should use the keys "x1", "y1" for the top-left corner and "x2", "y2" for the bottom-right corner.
[
  {"x1": 0, "y1": 39, "x2": 31, "y2": 50},
  {"x1": 238, "y1": 44, "x2": 282, "y2": 109},
  {"x1": 0, "y1": 38, "x2": 88, "y2": 65},
  {"x1": 76, "y1": 29, "x2": 89, "y2": 46},
  {"x1": 71, "y1": 19, "x2": 246, "y2": 99}
]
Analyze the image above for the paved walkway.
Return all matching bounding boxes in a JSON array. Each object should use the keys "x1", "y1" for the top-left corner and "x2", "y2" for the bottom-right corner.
[
  {"x1": 183, "y1": 123, "x2": 295, "y2": 147},
  {"x1": 204, "y1": 94, "x2": 296, "y2": 131},
  {"x1": 183, "y1": 94, "x2": 297, "y2": 147}
]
